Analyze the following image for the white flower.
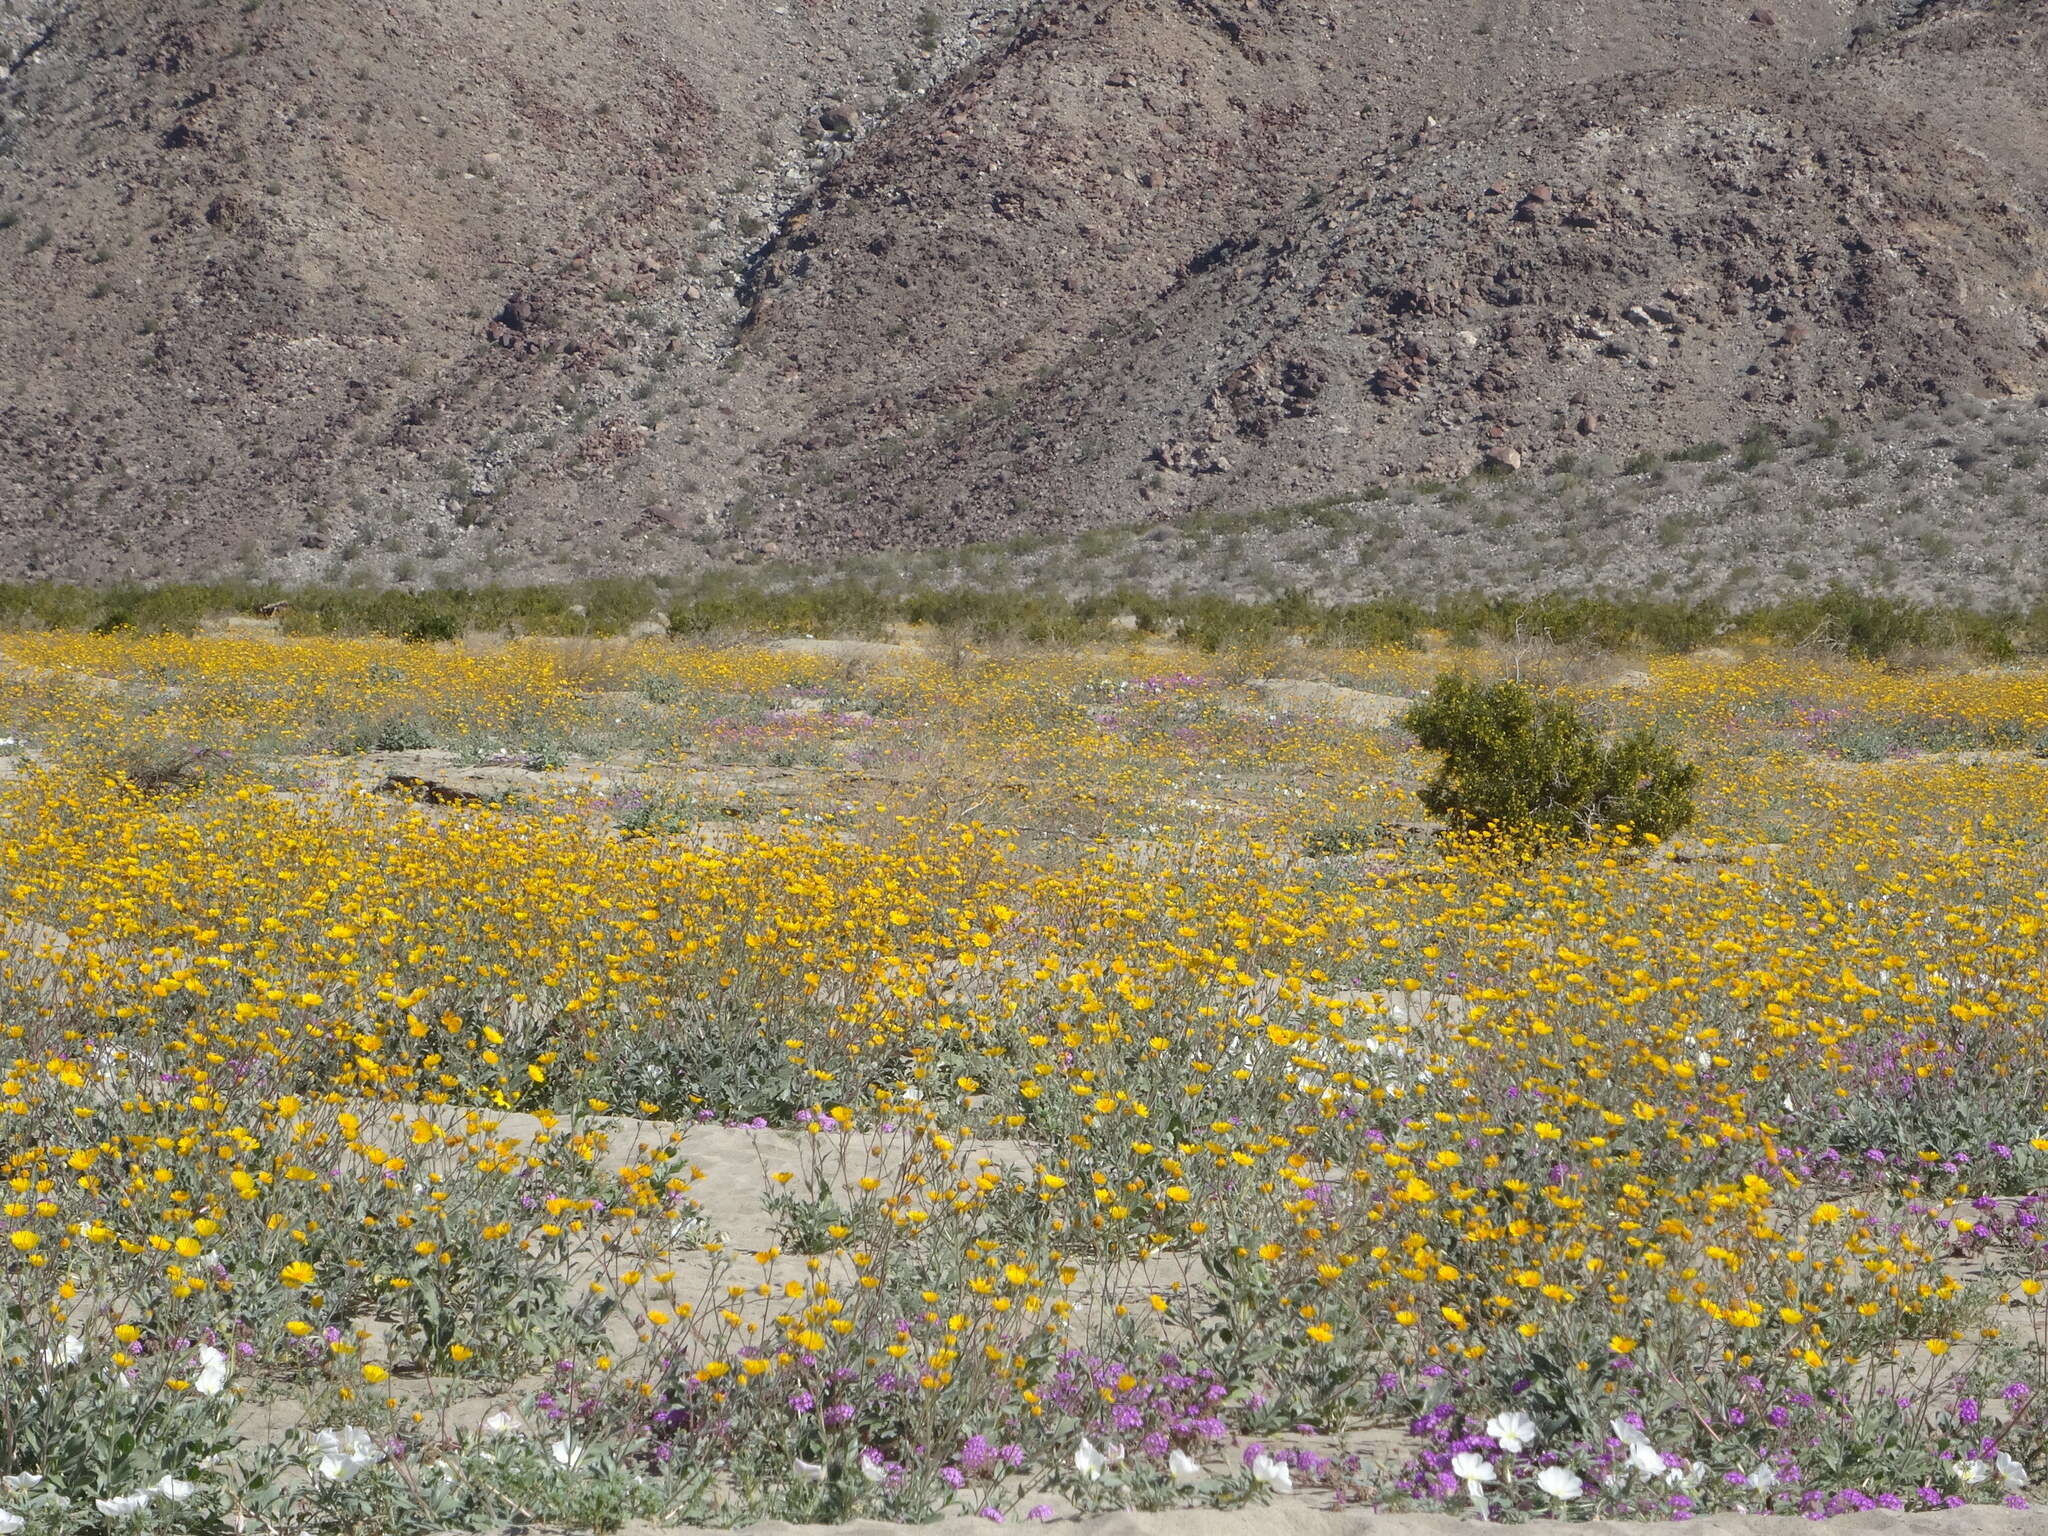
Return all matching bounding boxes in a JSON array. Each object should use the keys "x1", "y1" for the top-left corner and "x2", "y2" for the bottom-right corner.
[
  {"x1": 1956, "y1": 1459, "x2": 1991, "y2": 1486},
  {"x1": 0, "y1": 1476, "x2": 41, "y2": 1494},
  {"x1": 151, "y1": 1475, "x2": 196, "y2": 1502},
  {"x1": 1451, "y1": 1451, "x2": 1495, "y2": 1520},
  {"x1": 95, "y1": 1491, "x2": 152, "y2": 1519},
  {"x1": 793, "y1": 1456, "x2": 826, "y2": 1483},
  {"x1": 1628, "y1": 1441, "x2": 1667, "y2": 1480},
  {"x1": 0, "y1": 1511, "x2": 23, "y2": 1535},
  {"x1": 193, "y1": 1345, "x2": 230, "y2": 1397},
  {"x1": 43, "y1": 1335, "x2": 85, "y2": 1367},
  {"x1": 1074, "y1": 1437, "x2": 1109, "y2": 1481},
  {"x1": 1536, "y1": 1465, "x2": 1583, "y2": 1500},
  {"x1": 1485, "y1": 1410, "x2": 1539, "y2": 1454},
  {"x1": 1611, "y1": 1417, "x2": 1652, "y2": 1450},
  {"x1": 549, "y1": 1435, "x2": 583, "y2": 1470},
  {"x1": 1747, "y1": 1463, "x2": 1778, "y2": 1494},
  {"x1": 1452, "y1": 1451, "x2": 1497, "y2": 1485},
  {"x1": 313, "y1": 1426, "x2": 383, "y2": 1483},
  {"x1": 1169, "y1": 1448, "x2": 1203, "y2": 1487},
  {"x1": 859, "y1": 1450, "x2": 887, "y2": 1485},
  {"x1": 480, "y1": 1408, "x2": 523, "y2": 1438},
  {"x1": 1251, "y1": 1453, "x2": 1294, "y2": 1494},
  {"x1": 1998, "y1": 1451, "x2": 2030, "y2": 1488}
]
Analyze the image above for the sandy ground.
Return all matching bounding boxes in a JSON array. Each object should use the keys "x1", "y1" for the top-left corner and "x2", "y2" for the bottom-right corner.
[{"x1": 716, "y1": 1507, "x2": 2048, "y2": 1535}]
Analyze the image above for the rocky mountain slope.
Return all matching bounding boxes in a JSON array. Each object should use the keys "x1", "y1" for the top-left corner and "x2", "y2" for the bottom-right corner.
[
  {"x1": 2, "y1": 0, "x2": 2044, "y2": 587},
  {"x1": 0, "y1": 0, "x2": 1022, "y2": 577}
]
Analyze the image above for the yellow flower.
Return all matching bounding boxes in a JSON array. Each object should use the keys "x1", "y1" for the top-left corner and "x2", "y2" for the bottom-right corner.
[
  {"x1": 280, "y1": 1260, "x2": 316, "y2": 1288},
  {"x1": 1610, "y1": 1336, "x2": 1638, "y2": 1355}
]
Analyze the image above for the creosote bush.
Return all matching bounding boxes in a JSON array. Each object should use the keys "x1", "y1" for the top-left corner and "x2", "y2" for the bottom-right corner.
[{"x1": 1403, "y1": 673, "x2": 1697, "y2": 840}]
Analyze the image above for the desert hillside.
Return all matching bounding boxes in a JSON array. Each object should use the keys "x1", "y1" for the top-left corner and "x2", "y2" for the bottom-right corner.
[{"x1": 1, "y1": 0, "x2": 2043, "y2": 584}]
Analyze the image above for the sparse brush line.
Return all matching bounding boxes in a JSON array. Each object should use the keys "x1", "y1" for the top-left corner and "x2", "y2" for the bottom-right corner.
[{"x1": 2, "y1": 578, "x2": 2044, "y2": 664}]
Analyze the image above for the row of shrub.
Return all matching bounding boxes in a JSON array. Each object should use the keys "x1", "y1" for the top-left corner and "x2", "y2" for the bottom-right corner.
[{"x1": 0, "y1": 578, "x2": 2040, "y2": 662}]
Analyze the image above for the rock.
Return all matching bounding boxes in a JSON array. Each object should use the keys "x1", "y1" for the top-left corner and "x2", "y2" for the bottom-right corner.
[
  {"x1": 1576, "y1": 413, "x2": 1599, "y2": 435},
  {"x1": 1246, "y1": 679, "x2": 1409, "y2": 727},
  {"x1": 818, "y1": 104, "x2": 859, "y2": 136},
  {"x1": 1151, "y1": 440, "x2": 1229, "y2": 474},
  {"x1": 496, "y1": 292, "x2": 538, "y2": 332},
  {"x1": 375, "y1": 775, "x2": 497, "y2": 807},
  {"x1": 1483, "y1": 445, "x2": 1522, "y2": 472}
]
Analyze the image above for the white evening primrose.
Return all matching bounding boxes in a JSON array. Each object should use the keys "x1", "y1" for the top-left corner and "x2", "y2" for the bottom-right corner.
[
  {"x1": 1251, "y1": 1453, "x2": 1294, "y2": 1494},
  {"x1": 1485, "y1": 1410, "x2": 1538, "y2": 1454},
  {"x1": 1536, "y1": 1465, "x2": 1583, "y2": 1500}
]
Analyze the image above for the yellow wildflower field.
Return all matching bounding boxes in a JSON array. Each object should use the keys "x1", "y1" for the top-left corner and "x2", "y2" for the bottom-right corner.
[{"x1": 2, "y1": 632, "x2": 2047, "y2": 1529}]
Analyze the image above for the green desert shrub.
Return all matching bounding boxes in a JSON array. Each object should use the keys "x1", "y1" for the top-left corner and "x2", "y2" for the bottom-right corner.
[
  {"x1": 1402, "y1": 673, "x2": 1697, "y2": 840},
  {"x1": 400, "y1": 611, "x2": 462, "y2": 644}
]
